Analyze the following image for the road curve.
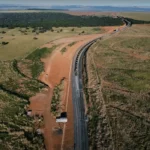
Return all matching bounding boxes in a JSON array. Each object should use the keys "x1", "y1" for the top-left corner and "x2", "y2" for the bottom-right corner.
[
  {"x1": 71, "y1": 18, "x2": 131, "y2": 150},
  {"x1": 71, "y1": 39, "x2": 98, "y2": 150}
]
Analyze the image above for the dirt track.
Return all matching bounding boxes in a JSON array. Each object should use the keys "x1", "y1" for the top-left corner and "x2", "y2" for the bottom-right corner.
[{"x1": 28, "y1": 26, "x2": 121, "y2": 150}]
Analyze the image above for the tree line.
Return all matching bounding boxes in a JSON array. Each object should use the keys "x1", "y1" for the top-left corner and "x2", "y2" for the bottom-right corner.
[
  {"x1": 125, "y1": 18, "x2": 150, "y2": 25},
  {"x1": 0, "y1": 12, "x2": 149, "y2": 31},
  {"x1": 0, "y1": 12, "x2": 123, "y2": 30}
]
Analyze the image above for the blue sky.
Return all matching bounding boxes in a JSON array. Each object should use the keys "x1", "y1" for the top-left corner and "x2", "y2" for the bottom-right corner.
[{"x1": 0, "y1": 0, "x2": 150, "y2": 7}]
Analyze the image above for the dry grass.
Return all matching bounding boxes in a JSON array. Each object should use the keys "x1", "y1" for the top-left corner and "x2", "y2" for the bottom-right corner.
[
  {"x1": 87, "y1": 24, "x2": 150, "y2": 149},
  {"x1": 0, "y1": 27, "x2": 103, "y2": 60}
]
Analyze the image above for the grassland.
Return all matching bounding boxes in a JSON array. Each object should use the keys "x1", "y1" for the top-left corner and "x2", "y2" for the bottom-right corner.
[
  {"x1": 0, "y1": 60, "x2": 46, "y2": 149},
  {"x1": 0, "y1": 40, "x2": 57, "y2": 149},
  {"x1": 0, "y1": 91, "x2": 45, "y2": 150},
  {"x1": 0, "y1": 27, "x2": 102, "y2": 60},
  {"x1": 87, "y1": 24, "x2": 150, "y2": 149}
]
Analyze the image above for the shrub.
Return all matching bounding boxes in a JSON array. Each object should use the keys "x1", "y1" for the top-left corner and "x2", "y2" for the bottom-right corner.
[
  {"x1": 1, "y1": 31, "x2": 6, "y2": 34},
  {"x1": 2, "y1": 41, "x2": 9, "y2": 45},
  {"x1": 33, "y1": 37, "x2": 38, "y2": 40}
]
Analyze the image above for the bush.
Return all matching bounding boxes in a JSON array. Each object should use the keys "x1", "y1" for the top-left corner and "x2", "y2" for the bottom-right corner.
[
  {"x1": 61, "y1": 47, "x2": 67, "y2": 53},
  {"x1": 2, "y1": 41, "x2": 9, "y2": 45},
  {"x1": 1, "y1": 31, "x2": 6, "y2": 34},
  {"x1": 33, "y1": 37, "x2": 38, "y2": 40}
]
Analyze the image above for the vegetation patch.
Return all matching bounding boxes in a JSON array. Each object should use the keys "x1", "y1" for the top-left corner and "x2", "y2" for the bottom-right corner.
[
  {"x1": 119, "y1": 12, "x2": 150, "y2": 21},
  {"x1": 68, "y1": 42, "x2": 77, "y2": 47},
  {"x1": 87, "y1": 25, "x2": 150, "y2": 149},
  {"x1": 1, "y1": 41, "x2": 9, "y2": 45},
  {"x1": 12, "y1": 59, "x2": 27, "y2": 78},
  {"x1": 0, "y1": 44, "x2": 52, "y2": 149},
  {"x1": 61, "y1": 47, "x2": 67, "y2": 54},
  {"x1": 92, "y1": 27, "x2": 100, "y2": 31},
  {"x1": 0, "y1": 61, "x2": 45, "y2": 98},
  {"x1": 105, "y1": 69, "x2": 150, "y2": 92},
  {"x1": 25, "y1": 46, "x2": 56, "y2": 78},
  {"x1": 0, "y1": 90, "x2": 45, "y2": 150},
  {"x1": 0, "y1": 12, "x2": 124, "y2": 30},
  {"x1": 51, "y1": 79, "x2": 65, "y2": 116},
  {"x1": 26, "y1": 46, "x2": 56, "y2": 61},
  {"x1": 0, "y1": 36, "x2": 57, "y2": 149}
]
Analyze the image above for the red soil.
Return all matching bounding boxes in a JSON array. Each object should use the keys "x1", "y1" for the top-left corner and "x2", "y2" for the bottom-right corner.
[{"x1": 102, "y1": 26, "x2": 125, "y2": 33}]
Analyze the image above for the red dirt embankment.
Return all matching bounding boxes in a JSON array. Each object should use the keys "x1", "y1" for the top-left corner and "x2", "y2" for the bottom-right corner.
[{"x1": 28, "y1": 26, "x2": 121, "y2": 150}]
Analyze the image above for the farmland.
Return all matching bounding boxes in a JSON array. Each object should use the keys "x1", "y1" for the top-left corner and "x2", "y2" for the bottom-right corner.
[{"x1": 86, "y1": 24, "x2": 150, "y2": 149}]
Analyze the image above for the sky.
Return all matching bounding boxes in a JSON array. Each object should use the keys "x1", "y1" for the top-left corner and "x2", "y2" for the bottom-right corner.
[{"x1": 0, "y1": 0, "x2": 150, "y2": 7}]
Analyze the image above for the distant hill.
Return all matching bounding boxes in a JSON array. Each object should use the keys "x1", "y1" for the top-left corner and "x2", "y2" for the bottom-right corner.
[
  {"x1": 27, "y1": 8, "x2": 68, "y2": 11},
  {"x1": 0, "y1": 5, "x2": 150, "y2": 12}
]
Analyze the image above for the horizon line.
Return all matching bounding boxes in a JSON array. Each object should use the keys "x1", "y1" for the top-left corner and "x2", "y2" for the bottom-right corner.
[{"x1": 0, "y1": 4, "x2": 150, "y2": 7}]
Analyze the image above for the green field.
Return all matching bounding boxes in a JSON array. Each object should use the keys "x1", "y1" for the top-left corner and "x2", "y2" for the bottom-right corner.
[
  {"x1": 87, "y1": 24, "x2": 150, "y2": 149},
  {"x1": 0, "y1": 27, "x2": 102, "y2": 60}
]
